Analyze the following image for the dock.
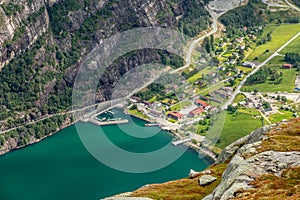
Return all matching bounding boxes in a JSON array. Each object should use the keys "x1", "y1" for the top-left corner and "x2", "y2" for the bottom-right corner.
[
  {"x1": 88, "y1": 118, "x2": 129, "y2": 126},
  {"x1": 145, "y1": 123, "x2": 159, "y2": 127},
  {"x1": 161, "y1": 126, "x2": 171, "y2": 131},
  {"x1": 172, "y1": 137, "x2": 192, "y2": 146}
]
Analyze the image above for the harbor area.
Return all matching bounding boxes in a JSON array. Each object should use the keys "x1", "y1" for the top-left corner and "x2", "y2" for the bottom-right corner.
[{"x1": 81, "y1": 109, "x2": 129, "y2": 126}]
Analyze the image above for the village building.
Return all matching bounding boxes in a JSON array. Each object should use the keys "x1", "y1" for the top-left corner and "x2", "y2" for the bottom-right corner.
[
  {"x1": 282, "y1": 63, "x2": 292, "y2": 69},
  {"x1": 151, "y1": 101, "x2": 162, "y2": 109},
  {"x1": 230, "y1": 60, "x2": 236, "y2": 65},
  {"x1": 200, "y1": 96, "x2": 210, "y2": 101},
  {"x1": 130, "y1": 96, "x2": 141, "y2": 103},
  {"x1": 265, "y1": 107, "x2": 273, "y2": 112},
  {"x1": 295, "y1": 75, "x2": 300, "y2": 91},
  {"x1": 209, "y1": 106, "x2": 218, "y2": 113},
  {"x1": 239, "y1": 44, "x2": 246, "y2": 50},
  {"x1": 218, "y1": 66, "x2": 226, "y2": 71},
  {"x1": 233, "y1": 52, "x2": 239, "y2": 58},
  {"x1": 167, "y1": 112, "x2": 183, "y2": 120},
  {"x1": 222, "y1": 87, "x2": 234, "y2": 92},
  {"x1": 220, "y1": 42, "x2": 227, "y2": 47},
  {"x1": 189, "y1": 107, "x2": 205, "y2": 117},
  {"x1": 249, "y1": 35, "x2": 256, "y2": 40},
  {"x1": 200, "y1": 58, "x2": 206, "y2": 63},
  {"x1": 149, "y1": 110, "x2": 163, "y2": 118},
  {"x1": 242, "y1": 61, "x2": 256, "y2": 68},
  {"x1": 143, "y1": 101, "x2": 152, "y2": 107},
  {"x1": 236, "y1": 37, "x2": 244, "y2": 43},
  {"x1": 210, "y1": 97, "x2": 223, "y2": 103},
  {"x1": 239, "y1": 101, "x2": 247, "y2": 107},
  {"x1": 195, "y1": 100, "x2": 211, "y2": 110},
  {"x1": 214, "y1": 90, "x2": 231, "y2": 98}
]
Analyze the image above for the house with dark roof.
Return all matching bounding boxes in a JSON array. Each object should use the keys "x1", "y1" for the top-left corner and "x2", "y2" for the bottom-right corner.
[
  {"x1": 149, "y1": 110, "x2": 163, "y2": 118},
  {"x1": 167, "y1": 111, "x2": 183, "y2": 120},
  {"x1": 283, "y1": 63, "x2": 292, "y2": 69},
  {"x1": 215, "y1": 90, "x2": 230, "y2": 98},
  {"x1": 242, "y1": 61, "x2": 256, "y2": 68},
  {"x1": 130, "y1": 96, "x2": 141, "y2": 102},
  {"x1": 210, "y1": 97, "x2": 223, "y2": 103},
  {"x1": 143, "y1": 101, "x2": 152, "y2": 107},
  {"x1": 200, "y1": 96, "x2": 210, "y2": 101}
]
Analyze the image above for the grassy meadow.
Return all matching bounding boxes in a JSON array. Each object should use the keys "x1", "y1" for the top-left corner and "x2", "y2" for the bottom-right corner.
[{"x1": 248, "y1": 24, "x2": 300, "y2": 61}]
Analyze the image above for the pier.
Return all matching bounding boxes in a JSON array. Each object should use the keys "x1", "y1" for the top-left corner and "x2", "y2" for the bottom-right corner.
[
  {"x1": 172, "y1": 137, "x2": 192, "y2": 146},
  {"x1": 88, "y1": 118, "x2": 129, "y2": 126},
  {"x1": 145, "y1": 123, "x2": 159, "y2": 127}
]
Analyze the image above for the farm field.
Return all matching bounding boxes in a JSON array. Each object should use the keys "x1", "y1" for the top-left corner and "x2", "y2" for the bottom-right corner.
[
  {"x1": 187, "y1": 67, "x2": 216, "y2": 84},
  {"x1": 247, "y1": 24, "x2": 300, "y2": 61},
  {"x1": 234, "y1": 93, "x2": 246, "y2": 103},
  {"x1": 280, "y1": 34, "x2": 300, "y2": 53},
  {"x1": 269, "y1": 109, "x2": 296, "y2": 123},
  {"x1": 215, "y1": 109, "x2": 262, "y2": 149},
  {"x1": 170, "y1": 100, "x2": 192, "y2": 111},
  {"x1": 242, "y1": 56, "x2": 298, "y2": 93}
]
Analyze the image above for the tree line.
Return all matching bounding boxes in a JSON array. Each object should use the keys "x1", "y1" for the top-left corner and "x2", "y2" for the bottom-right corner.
[{"x1": 245, "y1": 67, "x2": 283, "y2": 85}]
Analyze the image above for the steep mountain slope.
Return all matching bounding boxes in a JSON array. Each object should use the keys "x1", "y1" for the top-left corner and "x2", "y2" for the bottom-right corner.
[{"x1": 0, "y1": 0, "x2": 211, "y2": 153}]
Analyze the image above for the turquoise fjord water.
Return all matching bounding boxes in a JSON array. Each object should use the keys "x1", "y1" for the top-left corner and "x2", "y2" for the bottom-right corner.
[{"x1": 0, "y1": 109, "x2": 212, "y2": 200}]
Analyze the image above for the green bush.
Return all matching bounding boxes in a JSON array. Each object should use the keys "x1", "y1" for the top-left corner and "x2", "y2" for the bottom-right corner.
[{"x1": 1, "y1": 3, "x2": 24, "y2": 16}]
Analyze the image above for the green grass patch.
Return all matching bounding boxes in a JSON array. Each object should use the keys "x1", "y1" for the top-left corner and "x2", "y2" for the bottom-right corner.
[
  {"x1": 237, "y1": 66, "x2": 253, "y2": 73},
  {"x1": 197, "y1": 81, "x2": 224, "y2": 96},
  {"x1": 234, "y1": 93, "x2": 247, "y2": 103},
  {"x1": 268, "y1": 109, "x2": 296, "y2": 123},
  {"x1": 242, "y1": 56, "x2": 298, "y2": 93},
  {"x1": 170, "y1": 100, "x2": 192, "y2": 111},
  {"x1": 161, "y1": 98, "x2": 171, "y2": 104},
  {"x1": 242, "y1": 67, "x2": 297, "y2": 92},
  {"x1": 281, "y1": 33, "x2": 300, "y2": 53},
  {"x1": 187, "y1": 67, "x2": 214, "y2": 84},
  {"x1": 168, "y1": 118, "x2": 178, "y2": 123},
  {"x1": 148, "y1": 96, "x2": 157, "y2": 103},
  {"x1": 215, "y1": 109, "x2": 262, "y2": 149},
  {"x1": 127, "y1": 109, "x2": 151, "y2": 121},
  {"x1": 248, "y1": 24, "x2": 300, "y2": 61}
]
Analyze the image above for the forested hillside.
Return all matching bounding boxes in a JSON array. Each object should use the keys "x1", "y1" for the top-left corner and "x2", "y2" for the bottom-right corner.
[
  {"x1": 0, "y1": 0, "x2": 211, "y2": 153},
  {"x1": 220, "y1": 0, "x2": 300, "y2": 37},
  {"x1": 292, "y1": 0, "x2": 300, "y2": 8}
]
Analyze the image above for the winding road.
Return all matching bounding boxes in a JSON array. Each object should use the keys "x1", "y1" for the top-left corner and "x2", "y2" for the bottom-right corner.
[
  {"x1": 285, "y1": 0, "x2": 300, "y2": 12},
  {"x1": 172, "y1": 0, "x2": 248, "y2": 73}
]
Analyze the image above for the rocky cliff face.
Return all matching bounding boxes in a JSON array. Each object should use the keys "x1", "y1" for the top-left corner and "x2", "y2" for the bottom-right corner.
[
  {"x1": 0, "y1": 0, "x2": 55, "y2": 69},
  {"x1": 0, "y1": 0, "x2": 210, "y2": 153},
  {"x1": 0, "y1": 0, "x2": 209, "y2": 102}
]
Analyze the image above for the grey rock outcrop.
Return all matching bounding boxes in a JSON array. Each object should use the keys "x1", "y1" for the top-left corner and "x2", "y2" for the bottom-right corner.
[
  {"x1": 216, "y1": 125, "x2": 273, "y2": 164},
  {"x1": 199, "y1": 175, "x2": 217, "y2": 186},
  {"x1": 189, "y1": 169, "x2": 199, "y2": 178},
  {"x1": 203, "y1": 123, "x2": 300, "y2": 200},
  {"x1": 0, "y1": 0, "x2": 50, "y2": 69}
]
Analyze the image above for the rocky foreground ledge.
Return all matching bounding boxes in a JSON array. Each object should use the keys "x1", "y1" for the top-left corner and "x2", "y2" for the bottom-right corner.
[
  {"x1": 107, "y1": 118, "x2": 299, "y2": 199},
  {"x1": 204, "y1": 119, "x2": 300, "y2": 199}
]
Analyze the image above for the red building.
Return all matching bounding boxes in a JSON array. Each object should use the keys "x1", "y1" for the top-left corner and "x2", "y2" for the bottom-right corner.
[
  {"x1": 283, "y1": 64, "x2": 292, "y2": 69},
  {"x1": 167, "y1": 111, "x2": 183, "y2": 120},
  {"x1": 189, "y1": 107, "x2": 204, "y2": 117},
  {"x1": 195, "y1": 100, "x2": 211, "y2": 110}
]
